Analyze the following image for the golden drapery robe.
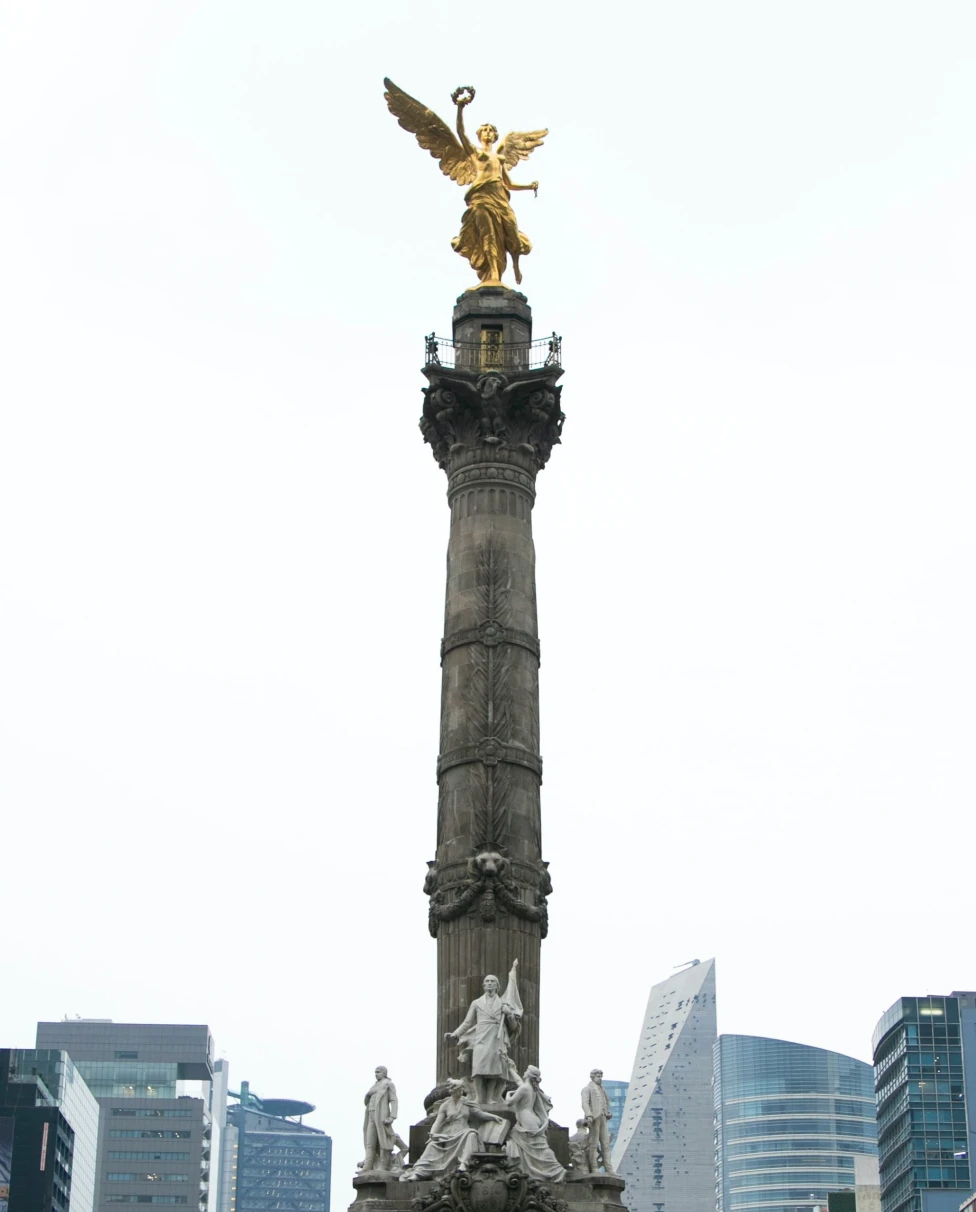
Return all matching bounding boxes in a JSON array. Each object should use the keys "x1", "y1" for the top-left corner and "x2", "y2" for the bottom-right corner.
[{"x1": 452, "y1": 179, "x2": 532, "y2": 284}]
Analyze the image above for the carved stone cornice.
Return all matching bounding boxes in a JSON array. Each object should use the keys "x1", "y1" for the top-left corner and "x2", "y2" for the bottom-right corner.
[
  {"x1": 425, "y1": 853, "x2": 553, "y2": 940},
  {"x1": 447, "y1": 457, "x2": 538, "y2": 503},
  {"x1": 420, "y1": 366, "x2": 564, "y2": 474}
]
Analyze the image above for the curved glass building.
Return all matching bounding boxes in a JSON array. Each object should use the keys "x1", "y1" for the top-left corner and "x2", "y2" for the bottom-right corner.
[{"x1": 715, "y1": 1035, "x2": 878, "y2": 1212}]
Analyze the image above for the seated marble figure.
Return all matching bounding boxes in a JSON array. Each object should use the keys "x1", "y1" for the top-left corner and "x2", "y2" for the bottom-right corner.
[{"x1": 400, "y1": 1080, "x2": 505, "y2": 1181}]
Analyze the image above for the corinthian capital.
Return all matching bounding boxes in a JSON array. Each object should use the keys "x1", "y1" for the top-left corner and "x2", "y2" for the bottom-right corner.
[{"x1": 420, "y1": 367, "x2": 564, "y2": 475}]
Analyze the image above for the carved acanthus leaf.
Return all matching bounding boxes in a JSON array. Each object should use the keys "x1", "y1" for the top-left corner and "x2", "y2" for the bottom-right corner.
[{"x1": 420, "y1": 370, "x2": 564, "y2": 472}]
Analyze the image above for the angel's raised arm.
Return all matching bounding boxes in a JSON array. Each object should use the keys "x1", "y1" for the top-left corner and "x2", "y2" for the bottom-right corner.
[
  {"x1": 383, "y1": 78, "x2": 475, "y2": 186},
  {"x1": 453, "y1": 88, "x2": 475, "y2": 157}
]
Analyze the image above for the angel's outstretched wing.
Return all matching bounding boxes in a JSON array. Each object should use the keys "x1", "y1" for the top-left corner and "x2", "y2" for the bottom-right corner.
[
  {"x1": 383, "y1": 78, "x2": 476, "y2": 185},
  {"x1": 497, "y1": 129, "x2": 548, "y2": 170}
]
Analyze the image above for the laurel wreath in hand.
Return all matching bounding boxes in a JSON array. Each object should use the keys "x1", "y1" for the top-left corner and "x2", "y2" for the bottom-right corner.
[{"x1": 452, "y1": 86, "x2": 476, "y2": 107}]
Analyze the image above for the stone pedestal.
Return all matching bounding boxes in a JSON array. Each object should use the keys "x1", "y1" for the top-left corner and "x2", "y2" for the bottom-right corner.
[
  {"x1": 565, "y1": 1176, "x2": 628, "y2": 1212},
  {"x1": 349, "y1": 1167, "x2": 627, "y2": 1212}
]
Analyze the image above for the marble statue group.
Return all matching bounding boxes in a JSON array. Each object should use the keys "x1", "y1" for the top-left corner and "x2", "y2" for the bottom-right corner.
[{"x1": 357, "y1": 963, "x2": 617, "y2": 1185}]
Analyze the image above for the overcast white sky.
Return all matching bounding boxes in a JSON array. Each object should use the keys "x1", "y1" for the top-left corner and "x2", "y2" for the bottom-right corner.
[{"x1": 1, "y1": 0, "x2": 974, "y2": 1195}]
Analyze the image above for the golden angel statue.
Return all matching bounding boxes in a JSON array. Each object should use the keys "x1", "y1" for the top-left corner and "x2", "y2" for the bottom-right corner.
[{"x1": 383, "y1": 79, "x2": 547, "y2": 289}]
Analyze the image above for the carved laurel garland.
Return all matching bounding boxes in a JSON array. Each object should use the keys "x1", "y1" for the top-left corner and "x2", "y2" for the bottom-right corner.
[{"x1": 427, "y1": 854, "x2": 551, "y2": 939}]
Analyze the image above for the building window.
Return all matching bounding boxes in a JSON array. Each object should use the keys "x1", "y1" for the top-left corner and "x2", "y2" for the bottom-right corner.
[
  {"x1": 107, "y1": 1173, "x2": 189, "y2": 1183},
  {"x1": 104, "y1": 1199, "x2": 189, "y2": 1206},
  {"x1": 107, "y1": 1152, "x2": 191, "y2": 1162},
  {"x1": 109, "y1": 1131, "x2": 191, "y2": 1140},
  {"x1": 111, "y1": 1109, "x2": 192, "y2": 1119}
]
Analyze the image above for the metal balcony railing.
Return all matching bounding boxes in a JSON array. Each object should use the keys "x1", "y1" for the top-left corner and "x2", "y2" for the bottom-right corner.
[{"x1": 425, "y1": 333, "x2": 561, "y2": 372}]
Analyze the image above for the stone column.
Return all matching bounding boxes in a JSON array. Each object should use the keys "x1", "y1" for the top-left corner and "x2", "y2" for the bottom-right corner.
[{"x1": 419, "y1": 287, "x2": 564, "y2": 1084}]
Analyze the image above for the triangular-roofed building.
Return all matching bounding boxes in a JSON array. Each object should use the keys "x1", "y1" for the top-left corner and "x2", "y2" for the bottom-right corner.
[{"x1": 612, "y1": 959, "x2": 716, "y2": 1212}]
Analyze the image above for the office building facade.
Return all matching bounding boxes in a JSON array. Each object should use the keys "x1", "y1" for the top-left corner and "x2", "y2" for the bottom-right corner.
[
  {"x1": 36, "y1": 1021, "x2": 219, "y2": 1212},
  {"x1": 603, "y1": 1081, "x2": 628, "y2": 1150},
  {"x1": 1, "y1": 1047, "x2": 100, "y2": 1212},
  {"x1": 714, "y1": 1035, "x2": 878, "y2": 1212},
  {"x1": 872, "y1": 992, "x2": 976, "y2": 1212},
  {"x1": 217, "y1": 1082, "x2": 330, "y2": 1212},
  {"x1": 612, "y1": 958, "x2": 716, "y2": 1212},
  {"x1": 827, "y1": 1156, "x2": 882, "y2": 1212}
]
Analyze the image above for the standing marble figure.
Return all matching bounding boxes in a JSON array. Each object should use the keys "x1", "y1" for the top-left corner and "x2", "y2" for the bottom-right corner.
[
  {"x1": 361, "y1": 1066, "x2": 398, "y2": 1173},
  {"x1": 446, "y1": 964, "x2": 522, "y2": 1104},
  {"x1": 504, "y1": 1066, "x2": 566, "y2": 1182},
  {"x1": 581, "y1": 1069, "x2": 615, "y2": 1175}
]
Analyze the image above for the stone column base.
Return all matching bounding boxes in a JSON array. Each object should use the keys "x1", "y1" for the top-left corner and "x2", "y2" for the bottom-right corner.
[{"x1": 349, "y1": 1163, "x2": 627, "y2": 1212}]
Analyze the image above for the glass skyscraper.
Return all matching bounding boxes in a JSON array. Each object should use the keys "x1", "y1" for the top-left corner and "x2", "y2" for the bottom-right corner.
[
  {"x1": 1, "y1": 1047, "x2": 100, "y2": 1212},
  {"x1": 612, "y1": 958, "x2": 717, "y2": 1212},
  {"x1": 217, "y1": 1082, "x2": 331, "y2": 1212},
  {"x1": 872, "y1": 991, "x2": 976, "y2": 1212},
  {"x1": 602, "y1": 1081, "x2": 628, "y2": 1150},
  {"x1": 714, "y1": 1035, "x2": 878, "y2": 1212}
]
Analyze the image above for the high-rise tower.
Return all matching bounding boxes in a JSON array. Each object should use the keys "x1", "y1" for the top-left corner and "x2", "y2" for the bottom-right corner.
[
  {"x1": 715, "y1": 1035, "x2": 877, "y2": 1212},
  {"x1": 218, "y1": 1081, "x2": 331, "y2": 1212},
  {"x1": 0, "y1": 1048, "x2": 100, "y2": 1212},
  {"x1": 612, "y1": 959, "x2": 716, "y2": 1212},
  {"x1": 872, "y1": 992, "x2": 976, "y2": 1212},
  {"x1": 36, "y1": 1021, "x2": 220, "y2": 1212},
  {"x1": 419, "y1": 287, "x2": 564, "y2": 1084}
]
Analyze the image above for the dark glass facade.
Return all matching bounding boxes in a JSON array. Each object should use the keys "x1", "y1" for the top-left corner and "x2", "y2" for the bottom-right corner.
[
  {"x1": 872, "y1": 993, "x2": 976, "y2": 1212},
  {"x1": 714, "y1": 1035, "x2": 878, "y2": 1212},
  {"x1": 0, "y1": 1049, "x2": 83, "y2": 1212}
]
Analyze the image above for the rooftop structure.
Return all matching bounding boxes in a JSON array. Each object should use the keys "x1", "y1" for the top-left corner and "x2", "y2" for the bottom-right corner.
[{"x1": 218, "y1": 1080, "x2": 330, "y2": 1212}]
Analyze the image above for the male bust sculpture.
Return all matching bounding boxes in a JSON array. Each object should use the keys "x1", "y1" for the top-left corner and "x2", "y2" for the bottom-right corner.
[
  {"x1": 361, "y1": 1065, "x2": 398, "y2": 1173},
  {"x1": 581, "y1": 1068, "x2": 615, "y2": 1175},
  {"x1": 446, "y1": 972, "x2": 521, "y2": 1104}
]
